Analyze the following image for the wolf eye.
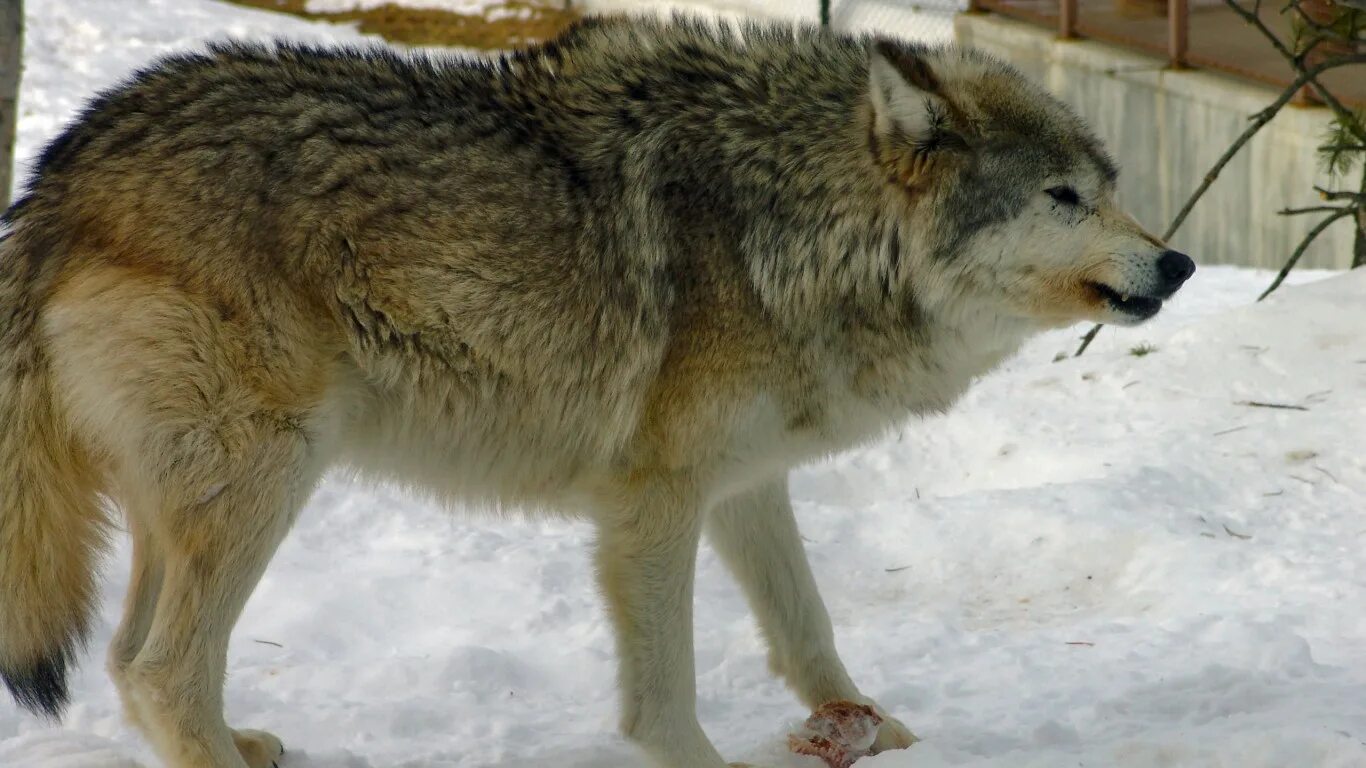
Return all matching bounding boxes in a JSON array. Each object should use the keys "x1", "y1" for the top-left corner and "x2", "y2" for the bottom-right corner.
[{"x1": 1046, "y1": 186, "x2": 1081, "y2": 206}]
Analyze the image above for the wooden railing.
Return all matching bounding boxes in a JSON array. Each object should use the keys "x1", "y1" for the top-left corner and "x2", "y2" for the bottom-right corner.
[{"x1": 965, "y1": 0, "x2": 1365, "y2": 107}]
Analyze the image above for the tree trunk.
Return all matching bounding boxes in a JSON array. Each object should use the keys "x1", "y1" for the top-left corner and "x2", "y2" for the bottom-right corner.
[
  {"x1": 1354, "y1": 206, "x2": 1365, "y2": 269},
  {"x1": 0, "y1": 0, "x2": 22, "y2": 214}
]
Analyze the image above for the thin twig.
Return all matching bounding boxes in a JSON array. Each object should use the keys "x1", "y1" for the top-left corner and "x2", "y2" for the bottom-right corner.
[
  {"x1": 1235, "y1": 400, "x2": 1309, "y2": 410},
  {"x1": 1314, "y1": 186, "x2": 1366, "y2": 202},
  {"x1": 1280, "y1": 204, "x2": 1349, "y2": 215},
  {"x1": 1258, "y1": 208, "x2": 1354, "y2": 300},
  {"x1": 1213, "y1": 425, "x2": 1249, "y2": 436},
  {"x1": 253, "y1": 639, "x2": 284, "y2": 648},
  {"x1": 1223, "y1": 524, "x2": 1253, "y2": 540},
  {"x1": 1073, "y1": 323, "x2": 1104, "y2": 357}
]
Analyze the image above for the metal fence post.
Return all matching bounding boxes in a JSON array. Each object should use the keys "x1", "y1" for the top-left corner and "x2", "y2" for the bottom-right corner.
[
  {"x1": 1059, "y1": 0, "x2": 1077, "y2": 38},
  {"x1": 1168, "y1": 0, "x2": 1189, "y2": 68}
]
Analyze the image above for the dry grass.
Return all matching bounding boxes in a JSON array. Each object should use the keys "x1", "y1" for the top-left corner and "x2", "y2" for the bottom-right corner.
[{"x1": 224, "y1": 0, "x2": 581, "y2": 49}]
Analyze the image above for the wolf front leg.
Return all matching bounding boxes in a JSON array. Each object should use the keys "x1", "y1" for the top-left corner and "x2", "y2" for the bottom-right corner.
[
  {"x1": 706, "y1": 478, "x2": 918, "y2": 754},
  {"x1": 593, "y1": 478, "x2": 734, "y2": 768}
]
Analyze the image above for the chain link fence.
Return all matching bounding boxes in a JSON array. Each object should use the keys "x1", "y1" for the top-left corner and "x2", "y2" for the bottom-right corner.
[{"x1": 582, "y1": 1, "x2": 963, "y2": 43}]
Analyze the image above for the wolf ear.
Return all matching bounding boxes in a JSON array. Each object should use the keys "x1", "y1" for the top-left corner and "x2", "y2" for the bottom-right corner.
[{"x1": 868, "y1": 40, "x2": 952, "y2": 149}]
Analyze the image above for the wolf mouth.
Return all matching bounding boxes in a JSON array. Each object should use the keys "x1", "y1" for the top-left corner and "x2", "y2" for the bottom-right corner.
[{"x1": 1089, "y1": 282, "x2": 1162, "y2": 319}]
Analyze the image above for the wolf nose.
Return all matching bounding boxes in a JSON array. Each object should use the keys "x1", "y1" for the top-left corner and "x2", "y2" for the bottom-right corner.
[{"x1": 1158, "y1": 250, "x2": 1195, "y2": 286}]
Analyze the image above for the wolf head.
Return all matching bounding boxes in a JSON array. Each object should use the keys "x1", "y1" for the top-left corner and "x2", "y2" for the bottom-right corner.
[{"x1": 867, "y1": 40, "x2": 1194, "y2": 328}]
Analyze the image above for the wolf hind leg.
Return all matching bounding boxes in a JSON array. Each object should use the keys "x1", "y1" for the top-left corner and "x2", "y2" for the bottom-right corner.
[
  {"x1": 106, "y1": 513, "x2": 288, "y2": 768},
  {"x1": 114, "y1": 421, "x2": 313, "y2": 768},
  {"x1": 107, "y1": 513, "x2": 164, "y2": 735},
  {"x1": 707, "y1": 478, "x2": 917, "y2": 754},
  {"x1": 43, "y1": 266, "x2": 331, "y2": 767}
]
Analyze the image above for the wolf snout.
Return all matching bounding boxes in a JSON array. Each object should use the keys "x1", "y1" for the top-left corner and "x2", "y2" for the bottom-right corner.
[{"x1": 1156, "y1": 250, "x2": 1195, "y2": 292}]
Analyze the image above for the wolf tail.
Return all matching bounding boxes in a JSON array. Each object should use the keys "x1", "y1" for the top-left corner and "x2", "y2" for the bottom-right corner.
[{"x1": 0, "y1": 228, "x2": 107, "y2": 719}]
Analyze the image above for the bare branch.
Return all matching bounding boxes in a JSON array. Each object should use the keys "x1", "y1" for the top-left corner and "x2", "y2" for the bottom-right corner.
[
  {"x1": 1354, "y1": 168, "x2": 1365, "y2": 268},
  {"x1": 1069, "y1": 2, "x2": 1363, "y2": 358},
  {"x1": 1279, "y1": 204, "x2": 1351, "y2": 215},
  {"x1": 1073, "y1": 323, "x2": 1104, "y2": 357},
  {"x1": 1258, "y1": 208, "x2": 1355, "y2": 301},
  {"x1": 1273, "y1": 203, "x2": 1349, "y2": 215},
  {"x1": 1314, "y1": 186, "x2": 1366, "y2": 201},
  {"x1": 1226, "y1": 0, "x2": 1366, "y2": 143},
  {"x1": 1235, "y1": 400, "x2": 1310, "y2": 410},
  {"x1": 1162, "y1": 51, "x2": 1366, "y2": 241}
]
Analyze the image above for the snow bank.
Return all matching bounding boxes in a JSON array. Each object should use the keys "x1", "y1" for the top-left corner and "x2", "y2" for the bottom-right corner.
[
  {"x1": 4, "y1": 1, "x2": 1364, "y2": 767},
  {"x1": 303, "y1": 0, "x2": 525, "y2": 17}
]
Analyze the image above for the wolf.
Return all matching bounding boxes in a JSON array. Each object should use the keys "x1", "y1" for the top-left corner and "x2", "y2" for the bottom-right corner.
[{"x1": 0, "y1": 14, "x2": 1193, "y2": 768}]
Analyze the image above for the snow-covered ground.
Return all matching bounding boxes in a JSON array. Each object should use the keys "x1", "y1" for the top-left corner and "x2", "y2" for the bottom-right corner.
[
  {"x1": 302, "y1": 0, "x2": 542, "y2": 23},
  {"x1": 304, "y1": 0, "x2": 505, "y2": 13},
  {"x1": 4, "y1": 1, "x2": 1365, "y2": 767}
]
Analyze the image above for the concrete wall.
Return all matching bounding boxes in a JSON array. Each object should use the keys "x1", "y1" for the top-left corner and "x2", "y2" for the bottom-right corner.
[
  {"x1": 829, "y1": 0, "x2": 957, "y2": 43},
  {"x1": 584, "y1": 0, "x2": 959, "y2": 41},
  {"x1": 956, "y1": 13, "x2": 1356, "y2": 269}
]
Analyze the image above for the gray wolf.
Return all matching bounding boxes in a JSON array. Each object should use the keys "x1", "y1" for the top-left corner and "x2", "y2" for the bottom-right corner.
[{"x1": 0, "y1": 15, "x2": 1193, "y2": 768}]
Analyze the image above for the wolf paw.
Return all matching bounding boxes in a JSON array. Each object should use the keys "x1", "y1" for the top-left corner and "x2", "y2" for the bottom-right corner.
[
  {"x1": 869, "y1": 713, "x2": 918, "y2": 754},
  {"x1": 233, "y1": 728, "x2": 285, "y2": 768}
]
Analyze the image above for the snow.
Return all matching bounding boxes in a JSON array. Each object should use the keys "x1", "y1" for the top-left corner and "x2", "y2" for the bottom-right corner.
[
  {"x1": 4, "y1": 1, "x2": 1366, "y2": 767},
  {"x1": 13, "y1": 0, "x2": 370, "y2": 190},
  {"x1": 303, "y1": 0, "x2": 522, "y2": 17}
]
